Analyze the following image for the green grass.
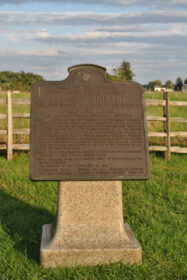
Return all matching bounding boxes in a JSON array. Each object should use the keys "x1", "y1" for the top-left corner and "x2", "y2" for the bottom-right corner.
[
  {"x1": 0, "y1": 152, "x2": 186, "y2": 279},
  {"x1": 0, "y1": 92, "x2": 30, "y2": 144},
  {"x1": 145, "y1": 92, "x2": 187, "y2": 147},
  {"x1": 145, "y1": 91, "x2": 187, "y2": 101}
]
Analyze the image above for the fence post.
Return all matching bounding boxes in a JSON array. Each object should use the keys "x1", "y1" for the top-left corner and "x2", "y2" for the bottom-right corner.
[
  {"x1": 163, "y1": 91, "x2": 170, "y2": 160},
  {"x1": 7, "y1": 90, "x2": 13, "y2": 160}
]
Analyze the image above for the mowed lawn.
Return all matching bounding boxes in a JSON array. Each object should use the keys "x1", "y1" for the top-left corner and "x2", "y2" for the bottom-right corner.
[{"x1": 0, "y1": 152, "x2": 186, "y2": 280}]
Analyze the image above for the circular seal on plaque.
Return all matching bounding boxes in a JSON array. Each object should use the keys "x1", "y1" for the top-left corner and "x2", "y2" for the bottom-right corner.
[{"x1": 82, "y1": 73, "x2": 91, "y2": 82}]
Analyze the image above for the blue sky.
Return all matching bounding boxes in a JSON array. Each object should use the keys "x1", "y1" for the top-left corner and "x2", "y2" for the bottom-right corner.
[{"x1": 0, "y1": 0, "x2": 187, "y2": 84}]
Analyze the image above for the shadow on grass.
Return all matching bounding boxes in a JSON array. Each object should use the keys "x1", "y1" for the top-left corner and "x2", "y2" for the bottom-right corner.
[
  {"x1": 0, "y1": 188, "x2": 54, "y2": 263},
  {"x1": 149, "y1": 151, "x2": 165, "y2": 158},
  {"x1": 0, "y1": 150, "x2": 6, "y2": 158},
  {"x1": 0, "y1": 150, "x2": 30, "y2": 159}
]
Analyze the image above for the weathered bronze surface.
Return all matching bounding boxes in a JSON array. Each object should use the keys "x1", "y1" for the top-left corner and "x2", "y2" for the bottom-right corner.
[{"x1": 30, "y1": 64, "x2": 150, "y2": 180}]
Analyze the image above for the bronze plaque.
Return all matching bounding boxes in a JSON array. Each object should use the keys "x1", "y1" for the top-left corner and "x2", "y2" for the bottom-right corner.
[{"x1": 29, "y1": 64, "x2": 150, "y2": 180}]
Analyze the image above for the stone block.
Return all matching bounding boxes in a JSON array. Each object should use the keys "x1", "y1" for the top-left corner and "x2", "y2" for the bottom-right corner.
[{"x1": 40, "y1": 181, "x2": 142, "y2": 267}]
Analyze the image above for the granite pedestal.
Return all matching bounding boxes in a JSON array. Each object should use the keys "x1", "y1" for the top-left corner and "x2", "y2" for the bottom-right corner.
[{"x1": 40, "y1": 181, "x2": 142, "y2": 267}]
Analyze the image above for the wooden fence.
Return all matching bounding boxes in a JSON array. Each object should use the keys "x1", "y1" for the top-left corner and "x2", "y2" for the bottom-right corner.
[{"x1": 0, "y1": 91, "x2": 187, "y2": 160}]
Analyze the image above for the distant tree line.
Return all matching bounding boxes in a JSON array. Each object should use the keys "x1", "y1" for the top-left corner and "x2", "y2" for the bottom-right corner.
[
  {"x1": 148, "y1": 77, "x2": 187, "y2": 91},
  {"x1": 106, "y1": 60, "x2": 187, "y2": 92},
  {"x1": 0, "y1": 67, "x2": 186, "y2": 92},
  {"x1": 0, "y1": 71, "x2": 44, "y2": 91},
  {"x1": 0, "y1": 63, "x2": 135, "y2": 92}
]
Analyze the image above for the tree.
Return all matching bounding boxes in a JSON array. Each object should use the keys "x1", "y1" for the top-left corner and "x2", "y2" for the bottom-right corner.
[
  {"x1": 184, "y1": 78, "x2": 187, "y2": 91},
  {"x1": 148, "y1": 81, "x2": 155, "y2": 91},
  {"x1": 165, "y1": 80, "x2": 174, "y2": 89},
  {"x1": 175, "y1": 77, "x2": 183, "y2": 91},
  {"x1": 154, "y1": 80, "x2": 162, "y2": 87},
  {"x1": 107, "y1": 60, "x2": 135, "y2": 82},
  {"x1": 0, "y1": 71, "x2": 44, "y2": 91},
  {"x1": 148, "y1": 80, "x2": 162, "y2": 91},
  {"x1": 106, "y1": 72, "x2": 118, "y2": 82},
  {"x1": 119, "y1": 60, "x2": 135, "y2": 81}
]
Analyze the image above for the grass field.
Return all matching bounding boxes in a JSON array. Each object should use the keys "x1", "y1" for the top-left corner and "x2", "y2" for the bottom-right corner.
[
  {"x1": 145, "y1": 92, "x2": 187, "y2": 148},
  {"x1": 0, "y1": 152, "x2": 186, "y2": 280},
  {"x1": 0, "y1": 91, "x2": 187, "y2": 148}
]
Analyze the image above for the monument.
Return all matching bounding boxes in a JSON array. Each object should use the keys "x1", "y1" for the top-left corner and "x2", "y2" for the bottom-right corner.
[{"x1": 29, "y1": 64, "x2": 150, "y2": 267}]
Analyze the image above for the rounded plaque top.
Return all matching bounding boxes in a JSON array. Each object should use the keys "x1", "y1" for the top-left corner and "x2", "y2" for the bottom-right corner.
[{"x1": 68, "y1": 64, "x2": 106, "y2": 73}]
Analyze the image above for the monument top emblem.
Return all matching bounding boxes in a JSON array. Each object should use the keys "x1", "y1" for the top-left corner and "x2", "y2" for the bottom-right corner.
[{"x1": 29, "y1": 64, "x2": 150, "y2": 181}]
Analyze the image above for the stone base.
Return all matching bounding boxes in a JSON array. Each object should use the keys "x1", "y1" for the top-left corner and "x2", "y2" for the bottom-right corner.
[{"x1": 40, "y1": 223, "x2": 142, "y2": 268}]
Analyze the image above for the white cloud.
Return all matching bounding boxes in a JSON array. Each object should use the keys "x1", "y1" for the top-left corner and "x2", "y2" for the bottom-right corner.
[
  {"x1": 96, "y1": 26, "x2": 149, "y2": 32},
  {"x1": 34, "y1": 28, "x2": 49, "y2": 39},
  {"x1": 1, "y1": 27, "x2": 50, "y2": 45},
  {"x1": 0, "y1": 0, "x2": 155, "y2": 6},
  {"x1": 0, "y1": 10, "x2": 187, "y2": 27},
  {"x1": 0, "y1": 1, "x2": 187, "y2": 84},
  {"x1": 0, "y1": 48, "x2": 59, "y2": 56},
  {"x1": 3, "y1": 32, "x2": 21, "y2": 43},
  {"x1": 0, "y1": 34, "x2": 186, "y2": 84},
  {"x1": 0, "y1": 0, "x2": 187, "y2": 9},
  {"x1": 33, "y1": 28, "x2": 187, "y2": 47}
]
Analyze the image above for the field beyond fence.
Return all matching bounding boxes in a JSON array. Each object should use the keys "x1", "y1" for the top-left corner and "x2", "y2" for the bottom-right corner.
[{"x1": 0, "y1": 90, "x2": 187, "y2": 160}]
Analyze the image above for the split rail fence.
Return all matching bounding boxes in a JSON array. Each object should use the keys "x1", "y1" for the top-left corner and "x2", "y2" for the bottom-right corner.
[{"x1": 0, "y1": 91, "x2": 187, "y2": 160}]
